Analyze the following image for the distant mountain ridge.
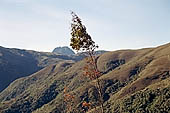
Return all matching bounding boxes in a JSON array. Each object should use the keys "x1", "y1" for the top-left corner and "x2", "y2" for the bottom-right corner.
[
  {"x1": 0, "y1": 46, "x2": 84, "y2": 92},
  {"x1": 52, "y1": 46, "x2": 75, "y2": 55},
  {"x1": 0, "y1": 46, "x2": 106, "y2": 92}
]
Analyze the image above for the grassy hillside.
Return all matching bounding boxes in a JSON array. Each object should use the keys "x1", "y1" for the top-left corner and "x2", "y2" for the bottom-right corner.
[{"x1": 0, "y1": 43, "x2": 170, "y2": 113}]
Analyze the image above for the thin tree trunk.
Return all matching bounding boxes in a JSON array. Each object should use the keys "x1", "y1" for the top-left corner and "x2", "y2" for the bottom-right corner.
[{"x1": 88, "y1": 51, "x2": 104, "y2": 113}]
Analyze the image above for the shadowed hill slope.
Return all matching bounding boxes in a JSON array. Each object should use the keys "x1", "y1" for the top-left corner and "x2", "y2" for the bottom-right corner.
[
  {"x1": 0, "y1": 46, "x2": 84, "y2": 92},
  {"x1": 0, "y1": 43, "x2": 170, "y2": 113}
]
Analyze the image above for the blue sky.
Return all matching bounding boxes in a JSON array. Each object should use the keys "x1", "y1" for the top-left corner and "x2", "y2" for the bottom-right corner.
[{"x1": 0, "y1": 0, "x2": 170, "y2": 52}]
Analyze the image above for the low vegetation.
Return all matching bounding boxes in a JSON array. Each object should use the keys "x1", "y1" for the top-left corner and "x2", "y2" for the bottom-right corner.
[{"x1": 0, "y1": 42, "x2": 169, "y2": 113}]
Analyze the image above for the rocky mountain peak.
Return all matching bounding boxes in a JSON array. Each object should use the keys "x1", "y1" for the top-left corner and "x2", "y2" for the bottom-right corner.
[{"x1": 52, "y1": 46, "x2": 75, "y2": 55}]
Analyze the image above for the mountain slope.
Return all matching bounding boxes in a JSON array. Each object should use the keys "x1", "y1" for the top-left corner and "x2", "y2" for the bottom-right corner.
[
  {"x1": 0, "y1": 46, "x2": 82, "y2": 92},
  {"x1": 0, "y1": 43, "x2": 170, "y2": 113}
]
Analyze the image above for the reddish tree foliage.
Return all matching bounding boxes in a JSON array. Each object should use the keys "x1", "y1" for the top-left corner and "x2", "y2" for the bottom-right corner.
[
  {"x1": 70, "y1": 11, "x2": 104, "y2": 113},
  {"x1": 64, "y1": 87, "x2": 75, "y2": 112}
]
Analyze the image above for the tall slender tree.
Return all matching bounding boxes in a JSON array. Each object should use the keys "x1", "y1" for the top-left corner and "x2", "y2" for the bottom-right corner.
[{"x1": 70, "y1": 11, "x2": 104, "y2": 113}]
